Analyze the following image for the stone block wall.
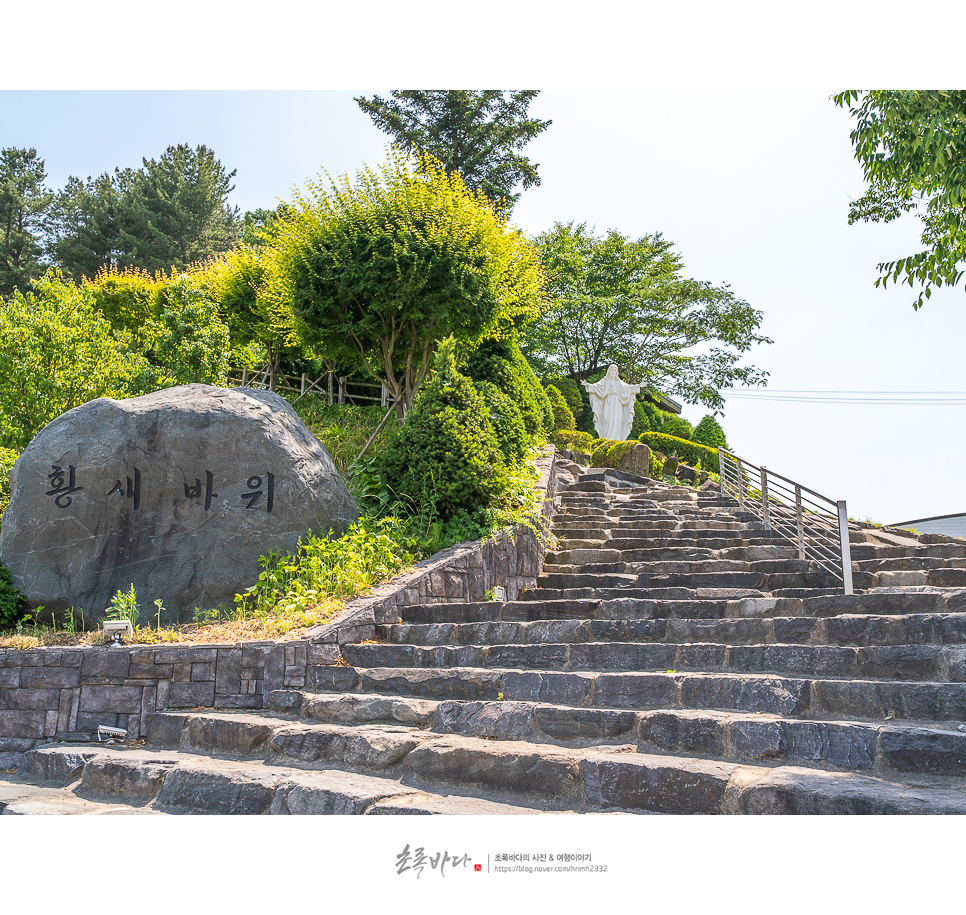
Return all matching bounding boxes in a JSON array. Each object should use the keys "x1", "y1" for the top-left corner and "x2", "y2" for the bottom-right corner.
[{"x1": 0, "y1": 451, "x2": 559, "y2": 758}]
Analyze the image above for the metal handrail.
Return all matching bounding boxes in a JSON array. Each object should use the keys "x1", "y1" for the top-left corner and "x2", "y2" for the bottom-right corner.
[{"x1": 717, "y1": 448, "x2": 853, "y2": 594}]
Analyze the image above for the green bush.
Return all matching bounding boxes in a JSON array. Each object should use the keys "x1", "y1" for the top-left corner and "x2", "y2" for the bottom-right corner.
[
  {"x1": 590, "y1": 439, "x2": 638, "y2": 469},
  {"x1": 378, "y1": 345, "x2": 507, "y2": 521},
  {"x1": 552, "y1": 429, "x2": 594, "y2": 453},
  {"x1": 544, "y1": 384, "x2": 576, "y2": 431},
  {"x1": 659, "y1": 414, "x2": 694, "y2": 440},
  {"x1": 547, "y1": 377, "x2": 592, "y2": 433},
  {"x1": 476, "y1": 380, "x2": 529, "y2": 463},
  {"x1": 462, "y1": 336, "x2": 553, "y2": 437},
  {"x1": 630, "y1": 398, "x2": 652, "y2": 438},
  {"x1": 0, "y1": 564, "x2": 27, "y2": 629},
  {"x1": 693, "y1": 414, "x2": 728, "y2": 449},
  {"x1": 640, "y1": 432, "x2": 720, "y2": 473}
]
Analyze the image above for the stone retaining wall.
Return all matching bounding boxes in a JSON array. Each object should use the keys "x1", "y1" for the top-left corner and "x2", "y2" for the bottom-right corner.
[{"x1": 0, "y1": 451, "x2": 559, "y2": 760}]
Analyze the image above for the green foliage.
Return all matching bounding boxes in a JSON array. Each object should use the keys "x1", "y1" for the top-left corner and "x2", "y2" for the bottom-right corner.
[
  {"x1": 354, "y1": 91, "x2": 552, "y2": 213},
  {"x1": 0, "y1": 447, "x2": 17, "y2": 515},
  {"x1": 525, "y1": 222, "x2": 771, "y2": 410},
  {"x1": 475, "y1": 380, "x2": 529, "y2": 463},
  {"x1": 833, "y1": 91, "x2": 966, "y2": 308},
  {"x1": 546, "y1": 376, "x2": 590, "y2": 432},
  {"x1": 544, "y1": 384, "x2": 575, "y2": 431},
  {"x1": 0, "y1": 276, "x2": 154, "y2": 450},
  {"x1": 0, "y1": 147, "x2": 53, "y2": 296},
  {"x1": 0, "y1": 563, "x2": 27, "y2": 628},
  {"x1": 551, "y1": 429, "x2": 594, "y2": 454},
  {"x1": 150, "y1": 274, "x2": 231, "y2": 385},
  {"x1": 377, "y1": 342, "x2": 507, "y2": 521},
  {"x1": 461, "y1": 336, "x2": 553, "y2": 437},
  {"x1": 659, "y1": 413, "x2": 693, "y2": 440},
  {"x1": 50, "y1": 144, "x2": 241, "y2": 279},
  {"x1": 273, "y1": 151, "x2": 543, "y2": 413},
  {"x1": 105, "y1": 584, "x2": 140, "y2": 628},
  {"x1": 589, "y1": 438, "x2": 638, "y2": 469},
  {"x1": 692, "y1": 414, "x2": 728, "y2": 449},
  {"x1": 291, "y1": 397, "x2": 398, "y2": 481},
  {"x1": 640, "y1": 432, "x2": 720, "y2": 473},
  {"x1": 236, "y1": 516, "x2": 414, "y2": 618}
]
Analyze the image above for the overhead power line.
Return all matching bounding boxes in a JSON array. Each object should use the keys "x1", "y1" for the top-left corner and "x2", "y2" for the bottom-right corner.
[{"x1": 721, "y1": 389, "x2": 966, "y2": 405}]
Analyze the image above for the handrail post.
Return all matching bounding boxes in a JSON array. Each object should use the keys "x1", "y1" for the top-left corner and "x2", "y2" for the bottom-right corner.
[
  {"x1": 241, "y1": 367, "x2": 248, "y2": 387},
  {"x1": 795, "y1": 485, "x2": 805, "y2": 560},
  {"x1": 760, "y1": 467, "x2": 770, "y2": 528},
  {"x1": 737, "y1": 462, "x2": 745, "y2": 511},
  {"x1": 837, "y1": 500, "x2": 854, "y2": 595}
]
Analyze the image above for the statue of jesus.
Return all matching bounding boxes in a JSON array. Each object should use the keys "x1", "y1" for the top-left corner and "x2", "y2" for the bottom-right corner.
[{"x1": 582, "y1": 365, "x2": 641, "y2": 441}]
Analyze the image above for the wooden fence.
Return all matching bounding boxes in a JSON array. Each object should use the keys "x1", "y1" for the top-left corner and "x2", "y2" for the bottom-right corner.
[{"x1": 228, "y1": 367, "x2": 396, "y2": 408}]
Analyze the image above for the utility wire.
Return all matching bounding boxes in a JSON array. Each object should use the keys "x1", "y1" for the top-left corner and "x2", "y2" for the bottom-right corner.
[{"x1": 721, "y1": 389, "x2": 966, "y2": 405}]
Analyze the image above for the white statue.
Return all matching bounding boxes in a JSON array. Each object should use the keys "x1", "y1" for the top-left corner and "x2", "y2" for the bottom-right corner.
[{"x1": 582, "y1": 365, "x2": 641, "y2": 441}]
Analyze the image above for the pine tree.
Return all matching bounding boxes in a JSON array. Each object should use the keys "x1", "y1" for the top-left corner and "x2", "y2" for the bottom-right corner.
[
  {"x1": 0, "y1": 148, "x2": 53, "y2": 296},
  {"x1": 355, "y1": 90, "x2": 551, "y2": 212}
]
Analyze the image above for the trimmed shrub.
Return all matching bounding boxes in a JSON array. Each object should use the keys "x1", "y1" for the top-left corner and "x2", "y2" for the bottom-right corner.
[
  {"x1": 476, "y1": 380, "x2": 529, "y2": 463},
  {"x1": 544, "y1": 384, "x2": 576, "y2": 431},
  {"x1": 585, "y1": 438, "x2": 639, "y2": 469},
  {"x1": 659, "y1": 414, "x2": 694, "y2": 440},
  {"x1": 462, "y1": 337, "x2": 553, "y2": 437},
  {"x1": 378, "y1": 346, "x2": 506, "y2": 521},
  {"x1": 693, "y1": 414, "x2": 728, "y2": 449},
  {"x1": 547, "y1": 377, "x2": 590, "y2": 432},
  {"x1": 639, "y1": 432, "x2": 720, "y2": 473},
  {"x1": 552, "y1": 429, "x2": 594, "y2": 454}
]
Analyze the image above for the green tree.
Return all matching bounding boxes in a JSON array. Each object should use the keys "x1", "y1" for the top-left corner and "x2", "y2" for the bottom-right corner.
[
  {"x1": 693, "y1": 414, "x2": 728, "y2": 449},
  {"x1": 833, "y1": 90, "x2": 966, "y2": 308},
  {"x1": 50, "y1": 144, "x2": 241, "y2": 278},
  {"x1": 0, "y1": 148, "x2": 53, "y2": 297},
  {"x1": 355, "y1": 91, "x2": 551, "y2": 212},
  {"x1": 525, "y1": 222, "x2": 770, "y2": 411},
  {"x1": 272, "y1": 152, "x2": 543, "y2": 415},
  {"x1": 0, "y1": 275, "x2": 154, "y2": 449}
]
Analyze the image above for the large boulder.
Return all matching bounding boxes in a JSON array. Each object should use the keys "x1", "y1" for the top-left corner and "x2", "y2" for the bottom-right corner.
[{"x1": 0, "y1": 384, "x2": 359, "y2": 624}]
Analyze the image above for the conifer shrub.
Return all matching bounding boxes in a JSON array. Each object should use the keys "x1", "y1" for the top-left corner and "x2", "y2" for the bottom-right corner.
[
  {"x1": 693, "y1": 414, "x2": 728, "y2": 449},
  {"x1": 548, "y1": 377, "x2": 591, "y2": 432},
  {"x1": 659, "y1": 413, "x2": 694, "y2": 441},
  {"x1": 378, "y1": 344, "x2": 506, "y2": 521},
  {"x1": 462, "y1": 337, "x2": 553, "y2": 436},
  {"x1": 639, "y1": 432, "x2": 720, "y2": 472},
  {"x1": 544, "y1": 384, "x2": 576, "y2": 431},
  {"x1": 476, "y1": 380, "x2": 529, "y2": 463}
]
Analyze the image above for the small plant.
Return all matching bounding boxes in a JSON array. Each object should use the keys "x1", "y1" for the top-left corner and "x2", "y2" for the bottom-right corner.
[
  {"x1": 154, "y1": 598, "x2": 165, "y2": 630},
  {"x1": 105, "y1": 584, "x2": 140, "y2": 629}
]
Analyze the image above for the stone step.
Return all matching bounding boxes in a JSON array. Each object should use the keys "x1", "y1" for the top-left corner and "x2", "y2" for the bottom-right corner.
[
  {"x1": 7, "y1": 742, "x2": 558, "y2": 815},
  {"x1": 377, "y1": 613, "x2": 966, "y2": 650},
  {"x1": 153, "y1": 714, "x2": 966, "y2": 813},
  {"x1": 601, "y1": 536, "x2": 790, "y2": 550},
  {"x1": 542, "y1": 559, "x2": 811, "y2": 576},
  {"x1": 268, "y1": 688, "x2": 966, "y2": 777},
  {"x1": 548, "y1": 546, "x2": 803, "y2": 564},
  {"x1": 341, "y1": 639, "x2": 966, "y2": 682},
  {"x1": 308, "y1": 664, "x2": 966, "y2": 723}
]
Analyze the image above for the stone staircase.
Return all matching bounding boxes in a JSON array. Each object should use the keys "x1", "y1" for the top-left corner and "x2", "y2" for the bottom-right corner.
[{"x1": 4, "y1": 464, "x2": 966, "y2": 815}]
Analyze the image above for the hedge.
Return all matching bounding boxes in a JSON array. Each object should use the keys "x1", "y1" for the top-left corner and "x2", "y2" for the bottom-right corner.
[{"x1": 639, "y1": 432, "x2": 720, "y2": 473}]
